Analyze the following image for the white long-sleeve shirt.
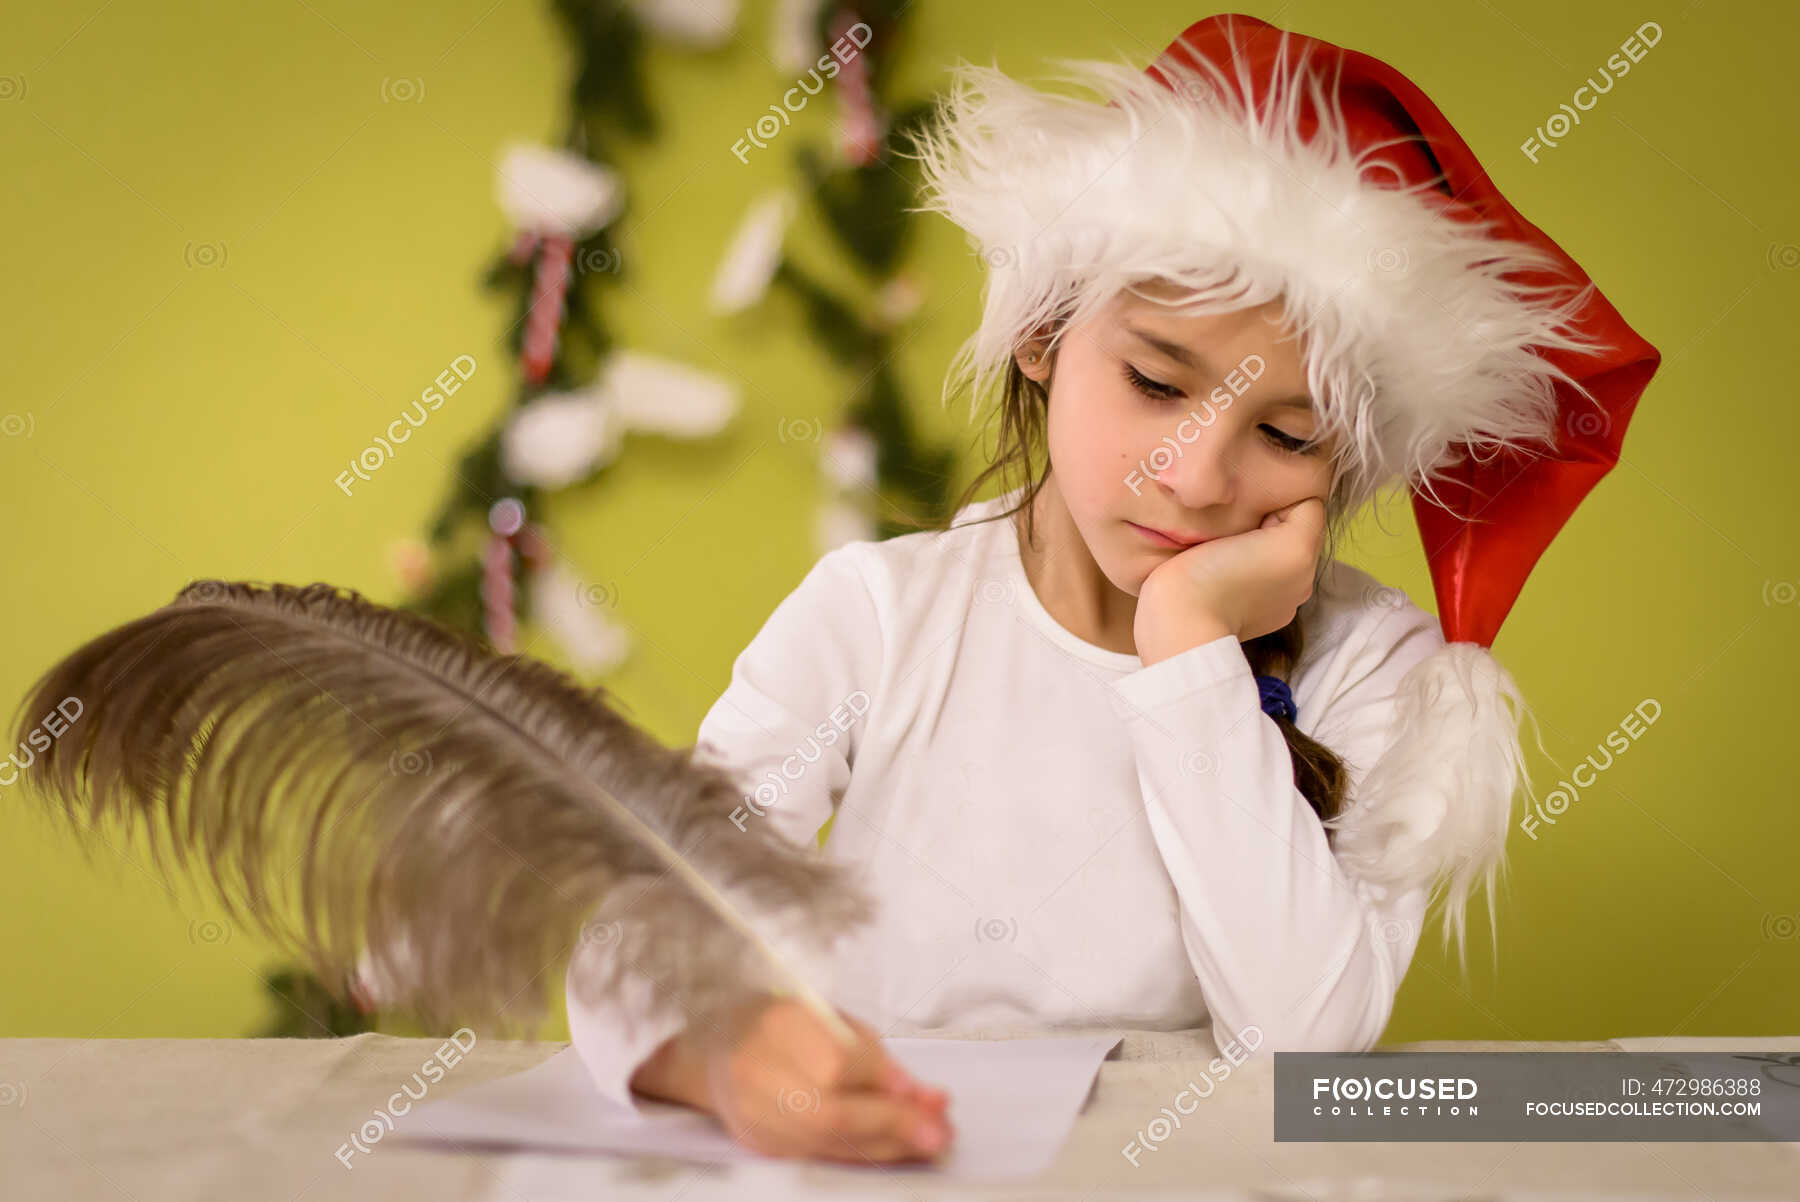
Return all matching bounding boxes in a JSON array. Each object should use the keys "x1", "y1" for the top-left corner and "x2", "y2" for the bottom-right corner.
[{"x1": 567, "y1": 485, "x2": 1449, "y2": 1113}]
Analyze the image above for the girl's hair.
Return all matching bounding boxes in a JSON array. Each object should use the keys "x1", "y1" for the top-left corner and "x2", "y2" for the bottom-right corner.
[{"x1": 899, "y1": 339, "x2": 1359, "y2": 830}]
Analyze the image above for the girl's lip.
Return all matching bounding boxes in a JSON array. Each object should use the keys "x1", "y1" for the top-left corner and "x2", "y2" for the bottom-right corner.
[{"x1": 1127, "y1": 521, "x2": 1213, "y2": 548}]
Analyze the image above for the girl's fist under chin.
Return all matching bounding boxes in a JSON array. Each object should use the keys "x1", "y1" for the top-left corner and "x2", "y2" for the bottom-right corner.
[{"x1": 1133, "y1": 496, "x2": 1327, "y2": 664}]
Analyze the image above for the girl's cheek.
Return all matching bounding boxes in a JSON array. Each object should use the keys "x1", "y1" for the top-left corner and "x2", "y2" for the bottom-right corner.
[{"x1": 1264, "y1": 461, "x2": 1331, "y2": 511}]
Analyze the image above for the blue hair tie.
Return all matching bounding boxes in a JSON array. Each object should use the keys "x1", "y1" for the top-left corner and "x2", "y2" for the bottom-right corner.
[{"x1": 1255, "y1": 674, "x2": 1296, "y2": 723}]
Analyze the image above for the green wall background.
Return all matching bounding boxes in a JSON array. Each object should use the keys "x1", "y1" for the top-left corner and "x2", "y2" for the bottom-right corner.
[{"x1": 2, "y1": 0, "x2": 1795, "y2": 1043}]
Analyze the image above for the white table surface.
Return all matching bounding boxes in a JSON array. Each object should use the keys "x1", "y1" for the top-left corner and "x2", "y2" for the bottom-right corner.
[{"x1": 5, "y1": 1029, "x2": 1797, "y2": 1201}]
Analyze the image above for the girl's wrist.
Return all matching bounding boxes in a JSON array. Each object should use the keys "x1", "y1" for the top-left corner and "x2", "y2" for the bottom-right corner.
[
  {"x1": 1136, "y1": 616, "x2": 1237, "y2": 667},
  {"x1": 1134, "y1": 574, "x2": 1240, "y2": 665},
  {"x1": 631, "y1": 1029, "x2": 715, "y2": 1114}
]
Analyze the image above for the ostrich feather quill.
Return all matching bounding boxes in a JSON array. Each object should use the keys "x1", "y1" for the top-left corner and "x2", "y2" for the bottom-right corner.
[{"x1": 7, "y1": 579, "x2": 873, "y2": 1042}]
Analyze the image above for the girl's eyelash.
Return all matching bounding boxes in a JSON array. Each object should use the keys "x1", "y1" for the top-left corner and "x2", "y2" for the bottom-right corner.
[
  {"x1": 1123, "y1": 362, "x2": 1183, "y2": 400},
  {"x1": 1262, "y1": 426, "x2": 1315, "y2": 455},
  {"x1": 1122, "y1": 362, "x2": 1319, "y2": 455}
]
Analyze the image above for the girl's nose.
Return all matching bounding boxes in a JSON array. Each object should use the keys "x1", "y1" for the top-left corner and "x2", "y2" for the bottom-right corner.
[{"x1": 1144, "y1": 422, "x2": 1239, "y2": 511}]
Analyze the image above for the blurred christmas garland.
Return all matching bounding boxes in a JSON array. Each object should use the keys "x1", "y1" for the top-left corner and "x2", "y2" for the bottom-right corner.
[
  {"x1": 392, "y1": 0, "x2": 748, "y2": 670},
  {"x1": 262, "y1": 0, "x2": 958, "y2": 1036},
  {"x1": 709, "y1": 0, "x2": 956, "y2": 549},
  {"x1": 260, "y1": 0, "x2": 745, "y2": 1037}
]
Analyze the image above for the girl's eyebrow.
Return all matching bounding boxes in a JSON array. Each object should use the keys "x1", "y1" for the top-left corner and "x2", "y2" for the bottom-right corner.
[
  {"x1": 1124, "y1": 323, "x2": 1315, "y2": 410},
  {"x1": 1124, "y1": 322, "x2": 1204, "y2": 368}
]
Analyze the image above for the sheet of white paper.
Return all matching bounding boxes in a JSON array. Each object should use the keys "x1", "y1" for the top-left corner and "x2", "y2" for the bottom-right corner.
[{"x1": 398, "y1": 1033, "x2": 1119, "y2": 1182}]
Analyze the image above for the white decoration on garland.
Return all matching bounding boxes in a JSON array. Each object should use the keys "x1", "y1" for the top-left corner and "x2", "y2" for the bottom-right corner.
[
  {"x1": 630, "y1": 0, "x2": 739, "y2": 47},
  {"x1": 502, "y1": 353, "x2": 739, "y2": 487},
  {"x1": 770, "y1": 0, "x2": 823, "y2": 74},
  {"x1": 817, "y1": 426, "x2": 880, "y2": 552},
  {"x1": 501, "y1": 389, "x2": 627, "y2": 487},
  {"x1": 530, "y1": 559, "x2": 632, "y2": 674},
  {"x1": 816, "y1": 497, "x2": 877, "y2": 551},
  {"x1": 600, "y1": 349, "x2": 739, "y2": 437},
  {"x1": 821, "y1": 426, "x2": 878, "y2": 490},
  {"x1": 873, "y1": 271, "x2": 926, "y2": 327},
  {"x1": 496, "y1": 143, "x2": 624, "y2": 238},
  {"x1": 710, "y1": 190, "x2": 796, "y2": 314}
]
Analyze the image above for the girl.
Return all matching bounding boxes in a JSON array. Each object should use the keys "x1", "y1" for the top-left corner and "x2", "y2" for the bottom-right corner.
[{"x1": 565, "y1": 12, "x2": 1659, "y2": 1165}]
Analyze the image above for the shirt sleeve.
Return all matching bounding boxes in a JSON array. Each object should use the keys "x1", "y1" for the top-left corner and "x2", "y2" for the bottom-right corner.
[
  {"x1": 1105, "y1": 599, "x2": 1446, "y2": 1056},
  {"x1": 565, "y1": 543, "x2": 884, "y2": 1114}
]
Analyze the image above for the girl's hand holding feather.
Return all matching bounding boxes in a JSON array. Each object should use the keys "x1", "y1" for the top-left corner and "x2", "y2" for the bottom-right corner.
[
  {"x1": 1133, "y1": 497, "x2": 1326, "y2": 666},
  {"x1": 636, "y1": 994, "x2": 954, "y2": 1163}
]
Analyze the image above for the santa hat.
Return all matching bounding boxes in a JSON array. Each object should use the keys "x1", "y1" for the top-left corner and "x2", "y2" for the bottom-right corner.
[{"x1": 907, "y1": 14, "x2": 1660, "y2": 966}]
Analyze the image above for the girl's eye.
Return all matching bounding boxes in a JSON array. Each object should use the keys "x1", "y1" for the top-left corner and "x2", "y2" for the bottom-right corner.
[
  {"x1": 1123, "y1": 363, "x2": 1183, "y2": 401},
  {"x1": 1126, "y1": 361, "x2": 1321, "y2": 455},
  {"x1": 1260, "y1": 425, "x2": 1316, "y2": 455}
]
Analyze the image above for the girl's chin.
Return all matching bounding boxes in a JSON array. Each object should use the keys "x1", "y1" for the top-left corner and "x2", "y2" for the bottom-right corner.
[{"x1": 1094, "y1": 555, "x2": 1151, "y2": 598}]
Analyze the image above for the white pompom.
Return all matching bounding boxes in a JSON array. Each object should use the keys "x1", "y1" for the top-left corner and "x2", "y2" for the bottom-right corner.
[
  {"x1": 711, "y1": 190, "x2": 795, "y2": 314},
  {"x1": 496, "y1": 143, "x2": 624, "y2": 238},
  {"x1": 1324, "y1": 641, "x2": 1542, "y2": 970},
  {"x1": 821, "y1": 426, "x2": 879, "y2": 490},
  {"x1": 630, "y1": 0, "x2": 738, "y2": 47},
  {"x1": 600, "y1": 349, "x2": 738, "y2": 438},
  {"x1": 770, "y1": 0, "x2": 823, "y2": 73},
  {"x1": 816, "y1": 498, "x2": 877, "y2": 551},
  {"x1": 501, "y1": 390, "x2": 624, "y2": 487},
  {"x1": 873, "y1": 272, "x2": 927, "y2": 326},
  {"x1": 530, "y1": 560, "x2": 632, "y2": 674}
]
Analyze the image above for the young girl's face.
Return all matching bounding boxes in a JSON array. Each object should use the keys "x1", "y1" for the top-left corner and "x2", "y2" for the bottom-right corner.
[{"x1": 1018, "y1": 282, "x2": 1336, "y2": 595}]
